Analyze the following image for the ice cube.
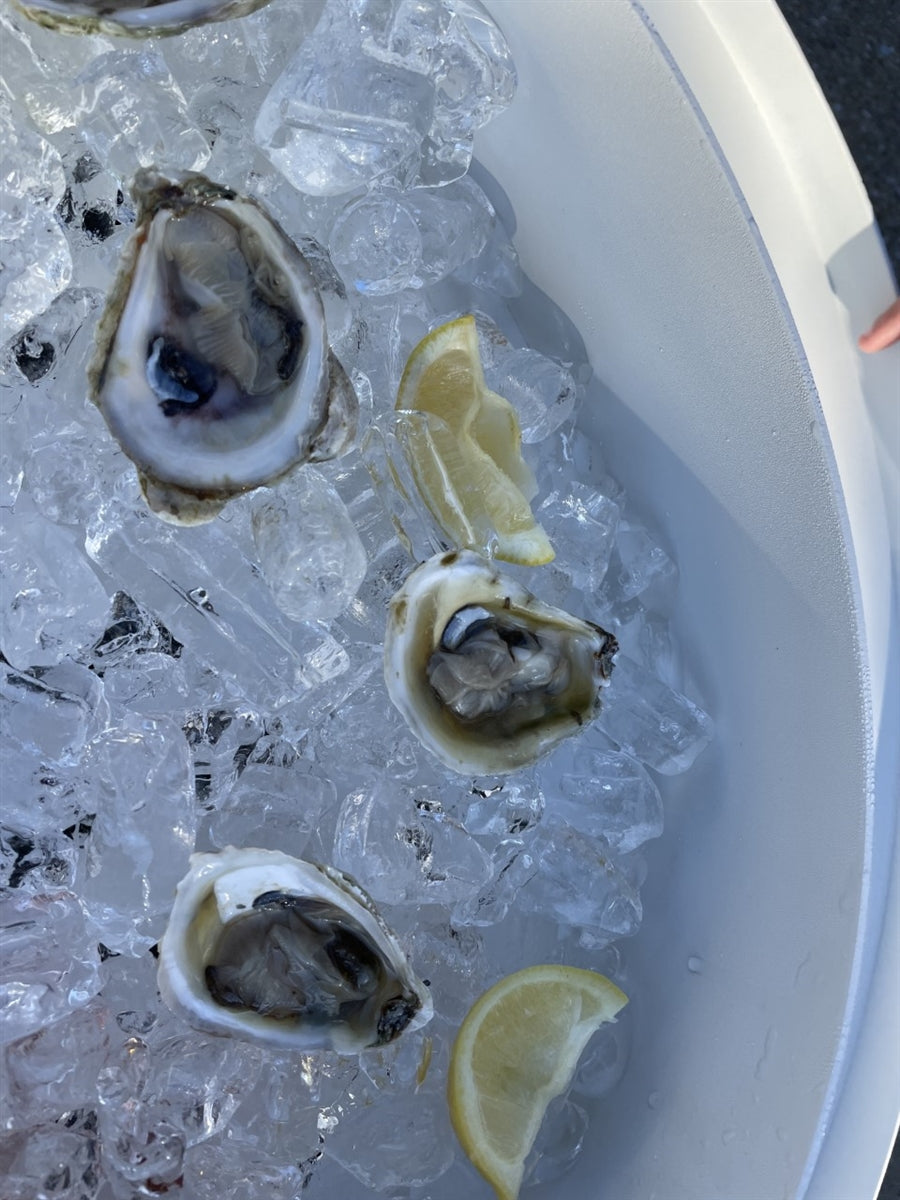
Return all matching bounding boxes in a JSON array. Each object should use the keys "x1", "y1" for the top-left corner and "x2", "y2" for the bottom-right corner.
[
  {"x1": 462, "y1": 780, "x2": 544, "y2": 838},
  {"x1": 0, "y1": 998, "x2": 109, "y2": 1131},
  {"x1": 183, "y1": 1139, "x2": 314, "y2": 1200},
  {"x1": 0, "y1": 94, "x2": 71, "y2": 342},
  {"x1": 360, "y1": 411, "x2": 455, "y2": 563},
  {"x1": 524, "y1": 1095, "x2": 589, "y2": 1188},
  {"x1": 333, "y1": 782, "x2": 493, "y2": 906},
  {"x1": 361, "y1": 0, "x2": 516, "y2": 184},
  {"x1": 0, "y1": 890, "x2": 100, "y2": 1044},
  {"x1": 329, "y1": 191, "x2": 424, "y2": 296},
  {"x1": 0, "y1": 824, "x2": 77, "y2": 895},
  {"x1": 540, "y1": 748, "x2": 664, "y2": 853},
  {"x1": 596, "y1": 518, "x2": 678, "y2": 610},
  {"x1": 324, "y1": 1077, "x2": 455, "y2": 1189},
  {"x1": 74, "y1": 50, "x2": 210, "y2": 177},
  {"x1": 85, "y1": 487, "x2": 350, "y2": 711},
  {"x1": 408, "y1": 921, "x2": 488, "y2": 1023},
  {"x1": 250, "y1": 469, "x2": 367, "y2": 623},
  {"x1": 77, "y1": 715, "x2": 196, "y2": 953},
  {"x1": 0, "y1": 511, "x2": 110, "y2": 671},
  {"x1": 518, "y1": 821, "x2": 643, "y2": 943},
  {"x1": 596, "y1": 653, "x2": 714, "y2": 775},
  {"x1": 452, "y1": 837, "x2": 538, "y2": 927},
  {"x1": 0, "y1": 1121, "x2": 101, "y2": 1200},
  {"x1": 409, "y1": 176, "x2": 495, "y2": 286},
  {"x1": 255, "y1": 0, "x2": 430, "y2": 196},
  {"x1": 572, "y1": 1015, "x2": 632, "y2": 1100},
  {"x1": 539, "y1": 481, "x2": 621, "y2": 594},
  {"x1": 1, "y1": 657, "x2": 107, "y2": 770},
  {"x1": 207, "y1": 761, "x2": 335, "y2": 858},
  {"x1": 483, "y1": 341, "x2": 580, "y2": 445}
]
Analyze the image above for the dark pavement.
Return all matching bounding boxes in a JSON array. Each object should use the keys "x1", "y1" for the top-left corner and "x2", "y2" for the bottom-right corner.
[{"x1": 778, "y1": 0, "x2": 900, "y2": 281}]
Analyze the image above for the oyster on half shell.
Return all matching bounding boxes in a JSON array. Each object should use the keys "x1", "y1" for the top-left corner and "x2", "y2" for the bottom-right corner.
[
  {"x1": 158, "y1": 847, "x2": 433, "y2": 1052},
  {"x1": 385, "y1": 550, "x2": 618, "y2": 774},
  {"x1": 89, "y1": 169, "x2": 357, "y2": 524},
  {"x1": 12, "y1": 0, "x2": 276, "y2": 38}
]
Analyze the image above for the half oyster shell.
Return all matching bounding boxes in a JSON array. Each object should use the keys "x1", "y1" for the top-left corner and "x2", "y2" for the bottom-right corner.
[
  {"x1": 158, "y1": 847, "x2": 433, "y2": 1052},
  {"x1": 384, "y1": 550, "x2": 618, "y2": 774},
  {"x1": 89, "y1": 169, "x2": 357, "y2": 524},
  {"x1": 12, "y1": 0, "x2": 275, "y2": 38}
]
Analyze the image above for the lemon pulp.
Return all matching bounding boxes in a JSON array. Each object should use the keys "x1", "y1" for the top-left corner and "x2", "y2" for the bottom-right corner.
[
  {"x1": 447, "y1": 964, "x2": 628, "y2": 1200},
  {"x1": 395, "y1": 315, "x2": 555, "y2": 566}
]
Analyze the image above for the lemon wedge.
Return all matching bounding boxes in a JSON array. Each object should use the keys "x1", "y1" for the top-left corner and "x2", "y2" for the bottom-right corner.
[
  {"x1": 447, "y1": 965, "x2": 628, "y2": 1200},
  {"x1": 395, "y1": 315, "x2": 554, "y2": 566}
]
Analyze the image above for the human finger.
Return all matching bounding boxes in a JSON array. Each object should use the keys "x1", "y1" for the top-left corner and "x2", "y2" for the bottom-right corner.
[{"x1": 858, "y1": 297, "x2": 900, "y2": 353}]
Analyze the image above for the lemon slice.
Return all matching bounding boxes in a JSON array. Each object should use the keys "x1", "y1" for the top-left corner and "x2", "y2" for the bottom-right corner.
[
  {"x1": 448, "y1": 965, "x2": 628, "y2": 1200},
  {"x1": 395, "y1": 315, "x2": 554, "y2": 566}
]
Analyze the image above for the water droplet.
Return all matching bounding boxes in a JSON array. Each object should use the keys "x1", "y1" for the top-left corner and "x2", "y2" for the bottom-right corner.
[
  {"x1": 647, "y1": 1091, "x2": 661, "y2": 1110},
  {"x1": 722, "y1": 1128, "x2": 736, "y2": 1145},
  {"x1": 687, "y1": 955, "x2": 704, "y2": 974}
]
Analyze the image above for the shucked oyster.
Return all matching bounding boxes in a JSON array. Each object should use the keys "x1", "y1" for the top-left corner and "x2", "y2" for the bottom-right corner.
[
  {"x1": 158, "y1": 847, "x2": 432, "y2": 1052},
  {"x1": 12, "y1": 0, "x2": 275, "y2": 38},
  {"x1": 89, "y1": 169, "x2": 357, "y2": 524},
  {"x1": 385, "y1": 550, "x2": 617, "y2": 774}
]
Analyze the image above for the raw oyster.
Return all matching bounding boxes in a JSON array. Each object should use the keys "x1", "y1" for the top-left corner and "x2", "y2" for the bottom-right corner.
[
  {"x1": 158, "y1": 847, "x2": 432, "y2": 1052},
  {"x1": 385, "y1": 550, "x2": 617, "y2": 774},
  {"x1": 12, "y1": 0, "x2": 275, "y2": 38},
  {"x1": 89, "y1": 169, "x2": 357, "y2": 524}
]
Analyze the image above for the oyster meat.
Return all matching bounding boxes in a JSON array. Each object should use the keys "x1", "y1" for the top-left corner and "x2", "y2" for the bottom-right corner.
[
  {"x1": 89, "y1": 169, "x2": 357, "y2": 524},
  {"x1": 12, "y1": 0, "x2": 275, "y2": 38},
  {"x1": 385, "y1": 550, "x2": 618, "y2": 774},
  {"x1": 158, "y1": 847, "x2": 432, "y2": 1052}
]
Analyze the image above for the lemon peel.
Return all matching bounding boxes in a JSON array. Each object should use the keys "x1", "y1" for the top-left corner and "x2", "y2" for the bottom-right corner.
[
  {"x1": 447, "y1": 964, "x2": 627, "y2": 1200},
  {"x1": 396, "y1": 315, "x2": 554, "y2": 566}
]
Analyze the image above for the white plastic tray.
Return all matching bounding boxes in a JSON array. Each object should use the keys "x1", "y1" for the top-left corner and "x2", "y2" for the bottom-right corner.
[{"x1": 478, "y1": 2, "x2": 900, "y2": 1197}]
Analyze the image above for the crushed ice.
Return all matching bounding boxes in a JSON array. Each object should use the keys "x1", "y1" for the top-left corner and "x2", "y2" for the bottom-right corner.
[{"x1": 0, "y1": 0, "x2": 712, "y2": 1195}]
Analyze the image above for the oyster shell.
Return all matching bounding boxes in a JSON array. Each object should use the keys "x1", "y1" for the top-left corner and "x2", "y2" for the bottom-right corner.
[
  {"x1": 12, "y1": 0, "x2": 275, "y2": 38},
  {"x1": 158, "y1": 847, "x2": 432, "y2": 1052},
  {"x1": 384, "y1": 550, "x2": 617, "y2": 774},
  {"x1": 89, "y1": 169, "x2": 357, "y2": 524}
]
